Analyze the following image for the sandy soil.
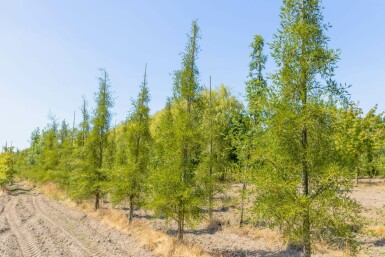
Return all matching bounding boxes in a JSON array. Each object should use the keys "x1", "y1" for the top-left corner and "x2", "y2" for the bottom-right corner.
[
  {"x1": 0, "y1": 183, "x2": 153, "y2": 257},
  {"x1": 1, "y1": 180, "x2": 384, "y2": 257},
  {"x1": 350, "y1": 180, "x2": 385, "y2": 257},
  {"x1": 131, "y1": 182, "x2": 385, "y2": 257}
]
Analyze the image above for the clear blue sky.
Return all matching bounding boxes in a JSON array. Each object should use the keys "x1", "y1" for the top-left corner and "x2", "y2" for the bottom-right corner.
[{"x1": 1, "y1": 1, "x2": 384, "y2": 149}]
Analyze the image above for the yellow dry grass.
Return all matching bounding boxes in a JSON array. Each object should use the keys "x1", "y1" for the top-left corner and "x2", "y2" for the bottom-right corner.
[
  {"x1": 355, "y1": 179, "x2": 385, "y2": 190},
  {"x1": 30, "y1": 181, "x2": 211, "y2": 257},
  {"x1": 228, "y1": 226, "x2": 283, "y2": 250},
  {"x1": 364, "y1": 225, "x2": 385, "y2": 237},
  {"x1": 313, "y1": 242, "x2": 345, "y2": 257},
  {"x1": 37, "y1": 182, "x2": 66, "y2": 200}
]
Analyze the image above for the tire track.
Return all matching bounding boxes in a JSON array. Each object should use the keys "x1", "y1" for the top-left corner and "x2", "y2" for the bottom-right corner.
[
  {"x1": 14, "y1": 195, "x2": 88, "y2": 257},
  {"x1": 2, "y1": 184, "x2": 153, "y2": 257},
  {"x1": 4, "y1": 196, "x2": 45, "y2": 257},
  {"x1": 32, "y1": 195, "x2": 100, "y2": 257},
  {"x1": 33, "y1": 195, "x2": 110, "y2": 256},
  {"x1": 36, "y1": 195, "x2": 153, "y2": 257}
]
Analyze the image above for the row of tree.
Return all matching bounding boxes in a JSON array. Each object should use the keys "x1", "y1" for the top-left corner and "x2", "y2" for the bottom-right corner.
[{"x1": 8, "y1": 1, "x2": 385, "y2": 256}]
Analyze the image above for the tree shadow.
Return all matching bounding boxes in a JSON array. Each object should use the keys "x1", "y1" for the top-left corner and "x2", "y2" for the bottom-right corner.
[
  {"x1": 216, "y1": 249, "x2": 302, "y2": 257},
  {"x1": 374, "y1": 238, "x2": 385, "y2": 247}
]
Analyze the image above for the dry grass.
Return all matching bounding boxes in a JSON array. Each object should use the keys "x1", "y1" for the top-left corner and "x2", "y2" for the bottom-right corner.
[
  {"x1": 93, "y1": 210, "x2": 210, "y2": 257},
  {"x1": 364, "y1": 225, "x2": 385, "y2": 237},
  {"x1": 29, "y1": 181, "x2": 211, "y2": 257},
  {"x1": 227, "y1": 226, "x2": 284, "y2": 250},
  {"x1": 313, "y1": 242, "x2": 345, "y2": 257},
  {"x1": 355, "y1": 179, "x2": 385, "y2": 190},
  {"x1": 37, "y1": 182, "x2": 68, "y2": 201},
  {"x1": 87, "y1": 207, "x2": 210, "y2": 257}
]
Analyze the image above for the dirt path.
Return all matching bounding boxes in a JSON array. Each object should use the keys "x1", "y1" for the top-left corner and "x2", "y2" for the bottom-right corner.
[{"x1": 0, "y1": 185, "x2": 153, "y2": 257}]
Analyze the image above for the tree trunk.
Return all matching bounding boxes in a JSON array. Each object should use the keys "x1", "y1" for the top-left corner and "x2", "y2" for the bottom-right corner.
[
  {"x1": 128, "y1": 194, "x2": 134, "y2": 224},
  {"x1": 178, "y1": 209, "x2": 184, "y2": 241},
  {"x1": 239, "y1": 180, "x2": 247, "y2": 227},
  {"x1": 95, "y1": 192, "x2": 100, "y2": 210},
  {"x1": 303, "y1": 210, "x2": 311, "y2": 257},
  {"x1": 302, "y1": 127, "x2": 311, "y2": 257},
  {"x1": 208, "y1": 191, "x2": 213, "y2": 220},
  {"x1": 300, "y1": 1, "x2": 311, "y2": 255},
  {"x1": 208, "y1": 75, "x2": 214, "y2": 220},
  {"x1": 355, "y1": 166, "x2": 359, "y2": 186}
]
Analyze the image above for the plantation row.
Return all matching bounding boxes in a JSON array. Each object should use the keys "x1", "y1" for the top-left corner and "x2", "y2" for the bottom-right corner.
[{"x1": 1, "y1": 1, "x2": 385, "y2": 256}]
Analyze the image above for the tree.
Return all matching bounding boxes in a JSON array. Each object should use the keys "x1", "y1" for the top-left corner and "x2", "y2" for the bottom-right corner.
[
  {"x1": 198, "y1": 84, "x2": 242, "y2": 219},
  {"x1": 77, "y1": 96, "x2": 91, "y2": 147},
  {"x1": 111, "y1": 65, "x2": 151, "y2": 224},
  {"x1": 236, "y1": 34, "x2": 269, "y2": 227},
  {"x1": 57, "y1": 119, "x2": 73, "y2": 186},
  {"x1": 245, "y1": 35, "x2": 268, "y2": 124},
  {"x1": 334, "y1": 104, "x2": 366, "y2": 184},
  {"x1": 33, "y1": 113, "x2": 60, "y2": 176},
  {"x1": 27, "y1": 128, "x2": 42, "y2": 165},
  {"x1": 149, "y1": 20, "x2": 203, "y2": 241},
  {"x1": 88, "y1": 69, "x2": 114, "y2": 210},
  {"x1": 68, "y1": 97, "x2": 92, "y2": 200},
  {"x1": 360, "y1": 107, "x2": 385, "y2": 178},
  {"x1": 227, "y1": 107, "x2": 253, "y2": 227},
  {"x1": 0, "y1": 143, "x2": 16, "y2": 190},
  {"x1": 255, "y1": 0, "x2": 360, "y2": 255}
]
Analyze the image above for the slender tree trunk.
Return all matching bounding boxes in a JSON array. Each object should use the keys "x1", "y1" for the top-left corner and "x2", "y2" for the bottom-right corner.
[
  {"x1": 355, "y1": 166, "x2": 359, "y2": 186},
  {"x1": 239, "y1": 181, "x2": 247, "y2": 227},
  {"x1": 178, "y1": 207, "x2": 184, "y2": 241},
  {"x1": 209, "y1": 76, "x2": 214, "y2": 220},
  {"x1": 300, "y1": 2, "x2": 311, "y2": 254},
  {"x1": 95, "y1": 192, "x2": 100, "y2": 210},
  {"x1": 240, "y1": 164, "x2": 247, "y2": 227},
  {"x1": 301, "y1": 107, "x2": 311, "y2": 257},
  {"x1": 302, "y1": 130, "x2": 311, "y2": 256},
  {"x1": 129, "y1": 194, "x2": 134, "y2": 224}
]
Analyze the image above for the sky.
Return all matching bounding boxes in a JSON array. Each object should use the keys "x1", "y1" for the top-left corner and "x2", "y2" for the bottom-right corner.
[{"x1": 0, "y1": 0, "x2": 384, "y2": 150}]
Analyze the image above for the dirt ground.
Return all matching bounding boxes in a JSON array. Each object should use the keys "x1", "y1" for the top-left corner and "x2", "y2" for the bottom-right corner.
[
  {"x1": 0, "y1": 183, "x2": 153, "y2": 257},
  {"x1": 1, "y1": 180, "x2": 385, "y2": 257},
  {"x1": 350, "y1": 179, "x2": 385, "y2": 257},
  {"x1": 133, "y1": 182, "x2": 385, "y2": 257}
]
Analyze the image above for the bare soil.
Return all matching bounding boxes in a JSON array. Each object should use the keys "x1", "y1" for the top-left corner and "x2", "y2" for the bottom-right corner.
[
  {"x1": 0, "y1": 183, "x2": 153, "y2": 257},
  {"x1": 133, "y1": 182, "x2": 385, "y2": 257},
  {"x1": 350, "y1": 179, "x2": 385, "y2": 257},
  {"x1": 1, "y1": 180, "x2": 385, "y2": 257}
]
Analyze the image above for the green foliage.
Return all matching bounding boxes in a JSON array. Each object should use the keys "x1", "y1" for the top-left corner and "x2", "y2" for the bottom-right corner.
[
  {"x1": 86, "y1": 69, "x2": 114, "y2": 209},
  {"x1": 254, "y1": 0, "x2": 361, "y2": 255},
  {"x1": 10, "y1": 10, "x2": 382, "y2": 255},
  {"x1": 246, "y1": 35, "x2": 268, "y2": 123},
  {"x1": 149, "y1": 20, "x2": 204, "y2": 240},
  {"x1": 0, "y1": 145, "x2": 16, "y2": 187},
  {"x1": 197, "y1": 84, "x2": 242, "y2": 218},
  {"x1": 335, "y1": 104, "x2": 385, "y2": 178},
  {"x1": 110, "y1": 66, "x2": 151, "y2": 223}
]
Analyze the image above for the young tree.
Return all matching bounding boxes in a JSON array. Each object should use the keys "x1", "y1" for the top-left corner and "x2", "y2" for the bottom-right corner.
[
  {"x1": 227, "y1": 108, "x2": 252, "y2": 227},
  {"x1": 27, "y1": 128, "x2": 42, "y2": 165},
  {"x1": 255, "y1": 0, "x2": 361, "y2": 255},
  {"x1": 245, "y1": 35, "x2": 268, "y2": 124},
  {"x1": 77, "y1": 97, "x2": 91, "y2": 147},
  {"x1": 57, "y1": 119, "x2": 73, "y2": 185},
  {"x1": 38, "y1": 114, "x2": 60, "y2": 172},
  {"x1": 198, "y1": 84, "x2": 242, "y2": 219},
  {"x1": 0, "y1": 143, "x2": 16, "y2": 190},
  {"x1": 68, "y1": 97, "x2": 92, "y2": 200},
  {"x1": 235, "y1": 34, "x2": 269, "y2": 227},
  {"x1": 88, "y1": 69, "x2": 114, "y2": 210},
  {"x1": 334, "y1": 104, "x2": 366, "y2": 184},
  {"x1": 149, "y1": 20, "x2": 203, "y2": 241},
  {"x1": 111, "y1": 65, "x2": 151, "y2": 224}
]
